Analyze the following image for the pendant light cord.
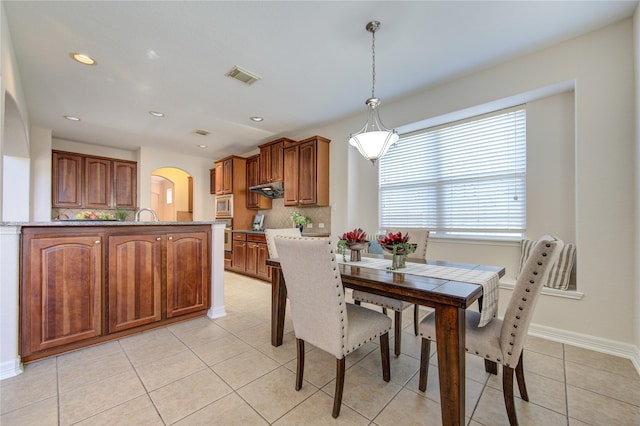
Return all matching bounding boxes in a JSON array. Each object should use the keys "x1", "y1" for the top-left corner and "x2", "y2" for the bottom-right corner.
[{"x1": 371, "y1": 28, "x2": 376, "y2": 99}]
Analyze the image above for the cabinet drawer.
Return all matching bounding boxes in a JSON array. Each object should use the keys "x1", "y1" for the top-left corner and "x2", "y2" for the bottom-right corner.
[
  {"x1": 247, "y1": 233, "x2": 266, "y2": 243},
  {"x1": 233, "y1": 233, "x2": 247, "y2": 241}
]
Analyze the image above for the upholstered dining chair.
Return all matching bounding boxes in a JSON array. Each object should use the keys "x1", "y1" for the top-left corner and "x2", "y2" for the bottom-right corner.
[
  {"x1": 274, "y1": 236, "x2": 392, "y2": 418},
  {"x1": 352, "y1": 228, "x2": 430, "y2": 356},
  {"x1": 264, "y1": 227, "x2": 301, "y2": 258},
  {"x1": 417, "y1": 237, "x2": 563, "y2": 426}
]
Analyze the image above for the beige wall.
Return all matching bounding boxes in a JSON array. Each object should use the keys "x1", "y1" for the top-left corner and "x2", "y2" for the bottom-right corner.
[
  {"x1": 286, "y1": 19, "x2": 637, "y2": 350},
  {"x1": 634, "y1": 7, "x2": 640, "y2": 355}
]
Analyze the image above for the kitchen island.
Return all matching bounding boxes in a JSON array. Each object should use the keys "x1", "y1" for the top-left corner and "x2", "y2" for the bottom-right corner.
[{"x1": 0, "y1": 221, "x2": 226, "y2": 377}]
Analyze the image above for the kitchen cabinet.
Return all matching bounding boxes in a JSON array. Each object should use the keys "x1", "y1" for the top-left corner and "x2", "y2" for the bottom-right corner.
[
  {"x1": 230, "y1": 232, "x2": 270, "y2": 281},
  {"x1": 209, "y1": 168, "x2": 216, "y2": 194},
  {"x1": 283, "y1": 136, "x2": 330, "y2": 206},
  {"x1": 52, "y1": 151, "x2": 83, "y2": 207},
  {"x1": 108, "y1": 234, "x2": 162, "y2": 333},
  {"x1": 246, "y1": 155, "x2": 271, "y2": 210},
  {"x1": 20, "y1": 224, "x2": 211, "y2": 361},
  {"x1": 214, "y1": 155, "x2": 253, "y2": 230},
  {"x1": 166, "y1": 231, "x2": 209, "y2": 318},
  {"x1": 258, "y1": 138, "x2": 295, "y2": 184},
  {"x1": 52, "y1": 150, "x2": 137, "y2": 209},
  {"x1": 21, "y1": 228, "x2": 104, "y2": 356}
]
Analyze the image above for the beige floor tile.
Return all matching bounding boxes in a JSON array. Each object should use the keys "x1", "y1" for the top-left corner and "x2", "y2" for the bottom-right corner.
[
  {"x1": 569, "y1": 417, "x2": 593, "y2": 425},
  {"x1": 355, "y1": 345, "x2": 420, "y2": 386},
  {"x1": 57, "y1": 340, "x2": 123, "y2": 368},
  {"x1": 235, "y1": 322, "x2": 273, "y2": 348},
  {"x1": 238, "y1": 366, "x2": 318, "y2": 423},
  {"x1": 521, "y1": 349, "x2": 566, "y2": 382},
  {"x1": 322, "y1": 364, "x2": 403, "y2": 420},
  {"x1": 168, "y1": 316, "x2": 231, "y2": 347},
  {"x1": 565, "y1": 361, "x2": 640, "y2": 406},
  {"x1": 190, "y1": 334, "x2": 253, "y2": 366},
  {"x1": 255, "y1": 331, "x2": 300, "y2": 364},
  {"x1": 212, "y1": 310, "x2": 265, "y2": 333},
  {"x1": 283, "y1": 347, "x2": 343, "y2": 389},
  {"x1": 174, "y1": 393, "x2": 268, "y2": 425},
  {"x1": 59, "y1": 369, "x2": 146, "y2": 425},
  {"x1": 119, "y1": 327, "x2": 189, "y2": 366},
  {"x1": 427, "y1": 349, "x2": 492, "y2": 384},
  {"x1": 473, "y1": 385, "x2": 567, "y2": 426},
  {"x1": 74, "y1": 395, "x2": 163, "y2": 426},
  {"x1": 0, "y1": 358, "x2": 58, "y2": 414},
  {"x1": 525, "y1": 335, "x2": 564, "y2": 359},
  {"x1": 405, "y1": 363, "x2": 485, "y2": 415},
  {"x1": 565, "y1": 344, "x2": 640, "y2": 378},
  {"x1": 273, "y1": 391, "x2": 369, "y2": 425},
  {"x1": 135, "y1": 349, "x2": 207, "y2": 391},
  {"x1": 373, "y1": 388, "x2": 446, "y2": 426},
  {"x1": 149, "y1": 369, "x2": 232, "y2": 425},
  {"x1": 567, "y1": 384, "x2": 640, "y2": 425},
  {"x1": 58, "y1": 349, "x2": 134, "y2": 393},
  {"x1": 211, "y1": 347, "x2": 280, "y2": 389},
  {"x1": 0, "y1": 396, "x2": 57, "y2": 426},
  {"x1": 486, "y1": 368, "x2": 567, "y2": 414}
]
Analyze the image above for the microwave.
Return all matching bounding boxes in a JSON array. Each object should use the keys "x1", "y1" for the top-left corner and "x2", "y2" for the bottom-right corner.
[{"x1": 215, "y1": 195, "x2": 233, "y2": 218}]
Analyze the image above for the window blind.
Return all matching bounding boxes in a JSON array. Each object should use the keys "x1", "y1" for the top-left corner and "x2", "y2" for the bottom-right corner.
[{"x1": 379, "y1": 107, "x2": 526, "y2": 239}]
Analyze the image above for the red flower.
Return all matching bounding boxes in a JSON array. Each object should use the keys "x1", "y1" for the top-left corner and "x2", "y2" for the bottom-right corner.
[
  {"x1": 339, "y1": 228, "x2": 368, "y2": 243},
  {"x1": 377, "y1": 232, "x2": 410, "y2": 245}
]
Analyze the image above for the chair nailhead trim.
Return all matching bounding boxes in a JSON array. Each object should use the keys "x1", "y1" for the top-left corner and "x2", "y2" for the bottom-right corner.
[
  {"x1": 518, "y1": 307, "x2": 523, "y2": 311},
  {"x1": 516, "y1": 316, "x2": 520, "y2": 320},
  {"x1": 508, "y1": 352, "x2": 512, "y2": 356},
  {"x1": 525, "y1": 289, "x2": 530, "y2": 292}
]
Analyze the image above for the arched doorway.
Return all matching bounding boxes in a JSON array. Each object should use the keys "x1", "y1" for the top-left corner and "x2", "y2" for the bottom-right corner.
[{"x1": 151, "y1": 167, "x2": 193, "y2": 221}]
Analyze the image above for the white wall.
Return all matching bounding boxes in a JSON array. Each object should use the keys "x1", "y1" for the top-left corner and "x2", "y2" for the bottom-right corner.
[
  {"x1": 634, "y1": 6, "x2": 640, "y2": 357},
  {"x1": 288, "y1": 19, "x2": 636, "y2": 348}
]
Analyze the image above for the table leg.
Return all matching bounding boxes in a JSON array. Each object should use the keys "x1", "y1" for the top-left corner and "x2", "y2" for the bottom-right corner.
[
  {"x1": 435, "y1": 305, "x2": 465, "y2": 426},
  {"x1": 271, "y1": 267, "x2": 287, "y2": 346}
]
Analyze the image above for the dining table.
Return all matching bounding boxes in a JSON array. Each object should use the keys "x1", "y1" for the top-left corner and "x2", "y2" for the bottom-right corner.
[{"x1": 266, "y1": 254, "x2": 505, "y2": 426}]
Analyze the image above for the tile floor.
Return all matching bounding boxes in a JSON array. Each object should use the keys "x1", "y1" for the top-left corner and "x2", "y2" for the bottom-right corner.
[{"x1": 2, "y1": 272, "x2": 639, "y2": 425}]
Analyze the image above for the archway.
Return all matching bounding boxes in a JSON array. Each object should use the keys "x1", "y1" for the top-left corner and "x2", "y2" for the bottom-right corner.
[{"x1": 151, "y1": 167, "x2": 193, "y2": 221}]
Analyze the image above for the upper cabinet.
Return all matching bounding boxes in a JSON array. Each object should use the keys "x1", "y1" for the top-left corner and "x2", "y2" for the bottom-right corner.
[
  {"x1": 258, "y1": 138, "x2": 295, "y2": 184},
  {"x1": 283, "y1": 136, "x2": 330, "y2": 207},
  {"x1": 246, "y1": 155, "x2": 271, "y2": 210},
  {"x1": 52, "y1": 150, "x2": 137, "y2": 209},
  {"x1": 214, "y1": 156, "x2": 244, "y2": 195}
]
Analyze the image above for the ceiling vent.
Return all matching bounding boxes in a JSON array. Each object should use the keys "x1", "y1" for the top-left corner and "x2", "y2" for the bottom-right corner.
[
  {"x1": 225, "y1": 65, "x2": 261, "y2": 85},
  {"x1": 193, "y1": 129, "x2": 210, "y2": 136}
]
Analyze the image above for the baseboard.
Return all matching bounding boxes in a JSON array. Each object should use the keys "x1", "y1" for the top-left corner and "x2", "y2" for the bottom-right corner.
[
  {"x1": 207, "y1": 306, "x2": 227, "y2": 319},
  {"x1": 0, "y1": 357, "x2": 23, "y2": 380},
  {"x1": 528, "y1": 323, "x2": 640, "y2": 374}
]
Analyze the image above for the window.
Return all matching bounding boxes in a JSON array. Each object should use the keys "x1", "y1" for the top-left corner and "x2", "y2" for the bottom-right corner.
[{"x1": 379, "y1": 106, "x2": 526, "y2": 239}]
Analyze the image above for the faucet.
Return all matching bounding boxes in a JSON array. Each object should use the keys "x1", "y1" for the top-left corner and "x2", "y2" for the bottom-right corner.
[{"x1": 135, "y1": 208, "x2": 159, "y2": 222}]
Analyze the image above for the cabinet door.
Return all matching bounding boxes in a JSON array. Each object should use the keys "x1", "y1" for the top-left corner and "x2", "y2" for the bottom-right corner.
[
  {"x1": 113, "y1": 161, "x2": 137, "y2": 208},
  {"x1": 222, "y1": 159, "x2": 233, "y2": 194},
  {"x1": 246, "y1": 243, "x2": 258, "y2": 275},
  {"x1": 209, "y1": 168, "x2": 216, "y2": 195},
  {"x1": 214, "y1": 161, "x2": 224, "y2": 195},
  {"x1": 246, "y1": 155, "x2": 261, "y2": 209},
  {"x1": 166, "y1": 231, "x2": 209, "y2": 318},
  {"x1": 259, "y1": 145, "x2": 272, "y2": 184},
  {"x1": 108, "y1": 234, "x2": 162, "y2": 332},
  {"x1": 256, "y1": 243, "x2": 271, "y2": 280},
  {"x1": 269, "y1": 142, "x2": 285, "y2": 182},
  {"x1": 52, "y1": 152, "x2": 83, "y2": 207},
  {"x1": 84, "y1": 157, "x2": 112, "y2": 208},
  {"x1": 283, "y1": 145, "x2": 299, "y2": 206},
  {"x1": 232, "y1": 240, "x2": 246, "y2": 271},
  {"x1": 22, "y1": 233, "x2": 103, "y2": 355},
  {"x1": 297, "y1": 140, "x2": 317, "y2": 205}
]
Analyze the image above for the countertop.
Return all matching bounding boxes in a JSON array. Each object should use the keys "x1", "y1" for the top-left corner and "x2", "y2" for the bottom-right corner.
[
  {"x1": 232, "y1": 229, "x2": 331, "y2": 237},
  {"x1": 0, "y1": 220, "x2": 224, "y2": 227}
]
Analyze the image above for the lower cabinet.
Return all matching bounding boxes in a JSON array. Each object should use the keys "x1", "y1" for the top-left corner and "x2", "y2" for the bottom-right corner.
[
  {"x1": 21, "y1": 225, "x2": 211, "y2": 361},
  {"x1": 230, "y1": 232, "x2": 271, "y2": 282}
]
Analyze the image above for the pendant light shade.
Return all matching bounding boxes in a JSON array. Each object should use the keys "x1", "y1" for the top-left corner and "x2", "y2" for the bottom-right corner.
[{"x1": 349, "y1": 21, "x2": 398, "y2": 165}]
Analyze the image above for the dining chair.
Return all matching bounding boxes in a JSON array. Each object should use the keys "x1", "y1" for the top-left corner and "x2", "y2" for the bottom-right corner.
[
  {"x1": 274, "y1": 236, "x2": 392, "y2": 418},
  {"x1": 417, "y1": 237, "x2": 563, "y2": 426},
  {"x1": 352, "y1": 228, "x2": 430, "y2": 356},
  {"x1": 264, "y1": 227, "x2": 301, "y2": 258}
]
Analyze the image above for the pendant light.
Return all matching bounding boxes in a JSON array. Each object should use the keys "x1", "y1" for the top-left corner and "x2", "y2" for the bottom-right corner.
[{"x1": 349, "y1": 20, "x2": 398, "y2": 165}]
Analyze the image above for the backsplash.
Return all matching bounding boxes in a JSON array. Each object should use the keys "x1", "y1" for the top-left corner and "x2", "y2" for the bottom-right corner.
[
  {"x1": 258, "y1": 199, "x2": 331, "y2": 234},
  {"x1": 52, "y1": 208, "x2": 133, "y2": 221}
]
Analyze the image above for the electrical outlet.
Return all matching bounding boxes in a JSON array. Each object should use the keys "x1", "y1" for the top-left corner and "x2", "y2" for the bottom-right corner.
[
  {"x1": 318, "y1": 223, "x2": 325, "y2": 228},
  {"x1": 307, "y1": 223, "x2": 313, "y2": 229}
]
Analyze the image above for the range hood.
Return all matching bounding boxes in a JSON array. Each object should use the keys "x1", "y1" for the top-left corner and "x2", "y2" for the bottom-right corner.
[{"x1": 249, "y1": 181, "x2": 284, "y2": 199}]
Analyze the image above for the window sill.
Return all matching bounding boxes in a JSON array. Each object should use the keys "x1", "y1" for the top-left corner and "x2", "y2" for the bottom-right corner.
[{"x1": 499, "y1": 277, "x2": 584, "y2": 300}]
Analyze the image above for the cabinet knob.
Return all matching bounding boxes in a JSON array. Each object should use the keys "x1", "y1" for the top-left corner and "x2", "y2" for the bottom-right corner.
[
  {"x1": 156, "y1": 237, "x2": 161, "y2": 241},
  {"x1": 168, "y1": 236, "x2": 173, "y2": 240},
  {"x1": 95, "y1": 240, "x2": 101, "y2": 244}
]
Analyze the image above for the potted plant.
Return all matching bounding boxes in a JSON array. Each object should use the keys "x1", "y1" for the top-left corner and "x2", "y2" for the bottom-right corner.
[
  {"x1": 337, "y1": 228, "x2": 370, "y2": 261},
  {"x1": 377, "y1": 231, "x2": 417, "y2": 269},
  {"x1": 290, "y1": 211, "x2": 311, "y2": 232}
]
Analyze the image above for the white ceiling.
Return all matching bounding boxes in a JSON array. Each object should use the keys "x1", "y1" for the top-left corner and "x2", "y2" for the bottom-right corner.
[{"x1": 4, "y1": 1, "x2": 637, "y2": 160}]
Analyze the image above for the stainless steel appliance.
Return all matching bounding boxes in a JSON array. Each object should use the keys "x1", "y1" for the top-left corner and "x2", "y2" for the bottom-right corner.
[
  {"x1": 215, "y1": 194, "x2": 233, "y2": 218},
  {"x1": 216, "y1": 218, "x2": 233, "y2": 252}
]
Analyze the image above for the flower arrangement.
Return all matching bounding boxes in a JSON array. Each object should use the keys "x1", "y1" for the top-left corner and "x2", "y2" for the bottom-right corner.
[
  {"x1": 75, "y1": 211, "x2": 115, "y2": 220},
  {"x1": 337, "y1": 228, "x2": 370, "y2": 261},
  {"x1": 290, "y1": 211, "x2": 311, "y2": 229},
  {"x1": 377, "y1": 231, "x2": 416, "y2": 269}
]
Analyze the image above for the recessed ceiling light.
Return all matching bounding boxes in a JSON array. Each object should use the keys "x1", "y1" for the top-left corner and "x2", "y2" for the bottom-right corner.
[
  {"x1": 193, "y1": 129, "x2": 210, "y2": 136},
  {"x1": 70, "y1": 52, "x2": 96, "y2": 65},
  {"x1": 149, "y1": 111, "x2": 165, "y2": 117},
  {"x1": 63, "y1": 115, "x2": 80, "y2": 121},
  {"x1": 198, "y1": 144, "x2": 208, "y2": 149},
  {"x1": 250, "y1": 116, "x2": 264, "y2": 122}
]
